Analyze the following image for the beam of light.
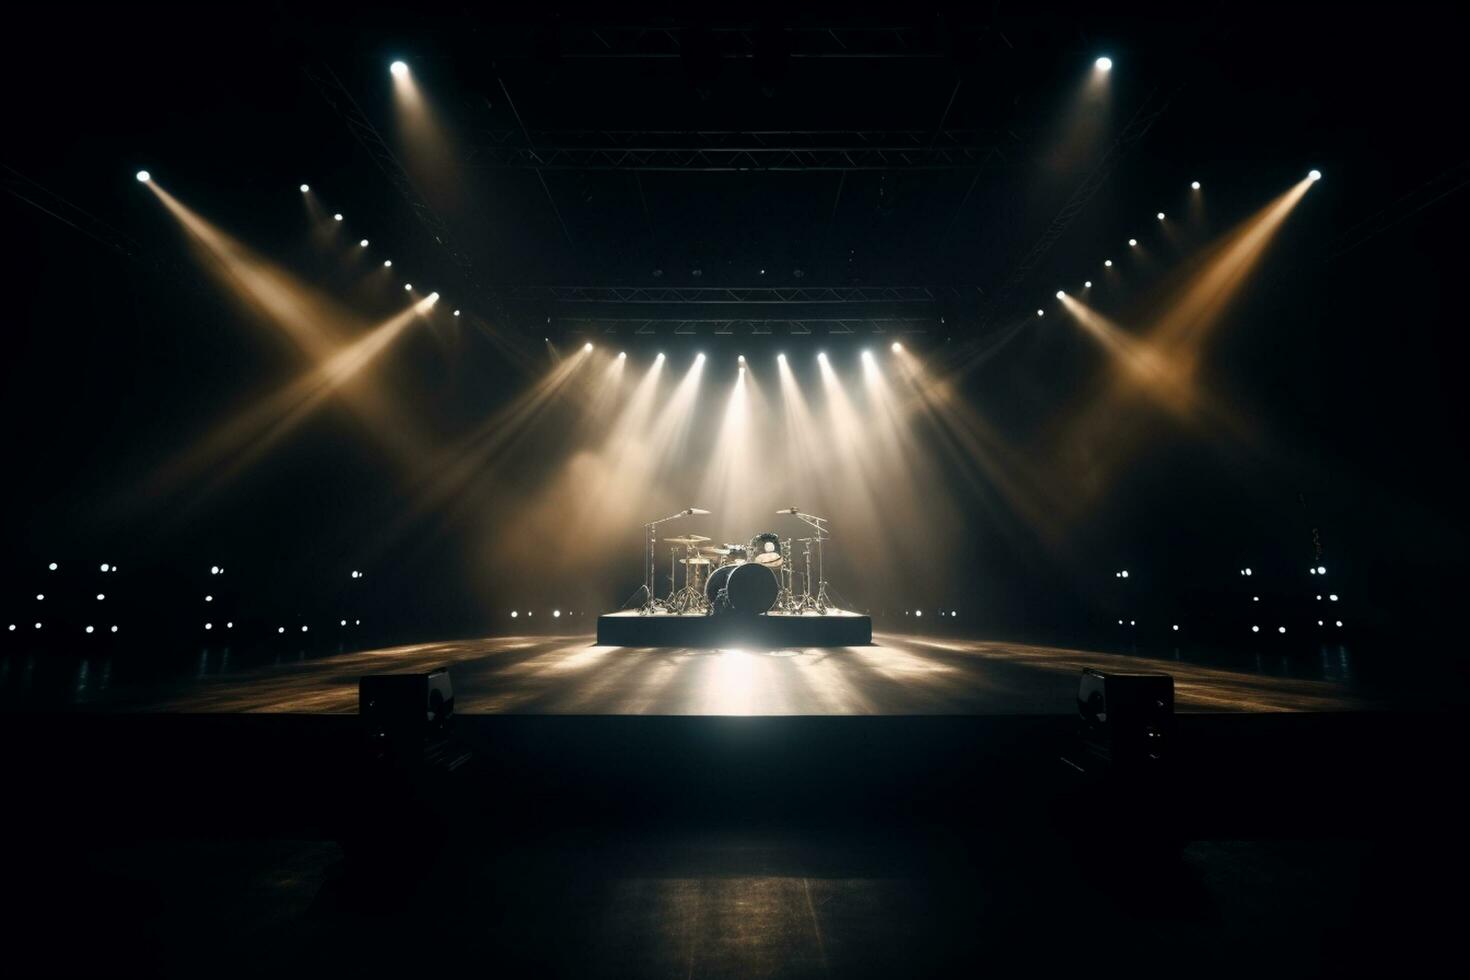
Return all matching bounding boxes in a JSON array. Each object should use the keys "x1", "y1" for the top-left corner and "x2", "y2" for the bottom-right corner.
[
  {"x1": 390, "y1": 56, "x2": 463, "y2": 210},
  {"x1": 1058, "y1": 295, "x2": 1194, "y2": 413},
  {"x1": 697, "y1": 361, "x2": 768, "y2": 535},
  {"x1": 143, "y1": 295, "x2": 437, "y2": 501},
  {"x1": 138, "y1": 182, "x2": 433, "y2": 492}
]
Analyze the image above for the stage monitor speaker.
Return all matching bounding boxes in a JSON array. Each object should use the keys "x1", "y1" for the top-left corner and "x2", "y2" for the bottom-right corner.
[
  {"x1": 360, "y1": 668, "x2": 455, "y2": 766},
  {"x1": 1077, "y1": 667, "x2": 1174, "y2": 770}
]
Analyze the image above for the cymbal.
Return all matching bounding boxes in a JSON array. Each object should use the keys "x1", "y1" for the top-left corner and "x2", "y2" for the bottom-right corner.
[
  {"x1": 700, "y1": 546, "x2": 731, "y2": 556},
  {"x1": 664, "y1": 534, "x2": 711, "y2": 544},
  {"x1": 679, "y1": 557, "x2": 712, "y2": 565}
]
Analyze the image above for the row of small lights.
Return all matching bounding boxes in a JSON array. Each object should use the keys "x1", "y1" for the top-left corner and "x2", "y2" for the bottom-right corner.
[
  {"x1": 1113, "y1": 564, "x2": 1331, "y2": 579},
  {"x1": 1115, "y1": 621, "x2": 1345, "y2": 633},
  {"x1": 131, "y1": 169, "x2": 463, "y2": 319},
  {"x1": 576, "y1": 344, "x2": 908, "y2": 361},
  {"x1": 1033, "y1": 168, "x2": 1321, "y2": 320},
  {"x1": 1116, "y1": 563, "x2": 1344, "y2": 632}
]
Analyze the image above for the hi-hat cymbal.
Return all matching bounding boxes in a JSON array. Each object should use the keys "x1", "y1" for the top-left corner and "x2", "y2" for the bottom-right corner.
[
  {"x1": 679, "y1": 557, "x2": 712, "y2": 565},
  {"x1": 664, "y1": 534, "x2": 711, "y2": 544}
]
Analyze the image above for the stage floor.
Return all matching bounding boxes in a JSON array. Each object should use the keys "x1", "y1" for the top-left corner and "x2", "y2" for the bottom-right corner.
[{"x1": 83, "y1": 632, "x2": 1379, "y2": 715}]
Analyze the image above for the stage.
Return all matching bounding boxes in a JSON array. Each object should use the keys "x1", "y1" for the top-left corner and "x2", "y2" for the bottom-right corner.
[
  {"x1": 596, "y1": 608, "x2": 872, "y2": 647},
  {"x1": 77, "y1": 632, "x2": 1378, "y2": 715}
]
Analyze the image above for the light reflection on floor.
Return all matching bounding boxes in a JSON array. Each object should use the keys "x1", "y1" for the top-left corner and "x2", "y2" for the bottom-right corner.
[{"x1": 90, "y1": 632, "x2": 1375, "y2": 715}]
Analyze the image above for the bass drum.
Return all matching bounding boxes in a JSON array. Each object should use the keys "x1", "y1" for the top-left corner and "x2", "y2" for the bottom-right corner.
[{"x1": 705, "y1": 561, "x2": 779, "y2": 615}]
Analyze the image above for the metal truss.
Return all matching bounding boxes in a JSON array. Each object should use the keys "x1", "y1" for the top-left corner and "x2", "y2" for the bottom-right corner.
[
  {"x1": 466, "y1": 130, "x2": 1002, "y2": 171},
  {"x1": 497, "y1": 285, "x2": 953, "y2": 304},
  {"x1": 559, "y1": 317, "x2": 934, "y2": 336},
  {"x1": 472, "y1": 24, "x2": 962, "y2": 60}
]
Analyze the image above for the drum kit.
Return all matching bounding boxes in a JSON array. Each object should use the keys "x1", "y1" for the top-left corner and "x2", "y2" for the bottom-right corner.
[{"x1": 639, "y1": 507, "x2": 835, "y2": 616}]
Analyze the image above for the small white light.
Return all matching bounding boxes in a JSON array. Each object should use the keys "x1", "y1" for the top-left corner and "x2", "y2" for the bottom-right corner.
[
  {"x1": 1329, "y1": 594, "x2": 1339, "y2": 602},
  {"x1": 360, "y1": 238, "x2": 369, "y2": 247},
  {"x1": 333, "y1": 213, "x2": 343, "y2": 222},
  {"x1": 1309, "y1": 567, "x2": 1316, "y2": 575},
  {"x1": 1156, "y1": 212, "x2": 1165, "y2": 220},
  {"x1": 384, "y1": 259, "x2": 393, "y2": 268},
  {"x1": 205, "y1": 595, "x2": 213, "y2": 602},
  {"x1": 1253, "y1": 596, "x2": 1259, "y2": 602},
  {"x1": 6, "y1": 625, "x2": 13, "y2": 631},
  {"x1": 100, "y1": 563, "x2": 110, "y2": 572},
  {"x1": 428, "y1": 291, "x2": 439, "y2": 301},
  {"x1": 511, "y1": 611, "x2": 518, "y2": 618},
  {"x1": 1191, "y1": 181, "x2": 1201, "y2": 190},
  {"x1": 891, "y1": 342, "x2": 902, "y2": 352},
  {"x1": 553, "y1": 609, "x2": 561, "y2": 618},
  {"x1": 302, "y1": 625, "x2": 308, "y2": 632},
  {"x1": 48, "y1": 562, "x2": 58, "y2": 570},
  {"x1": 738, "y1": 354, "x2": 746, "y2": 362},
  {"x1": 226, "y1": 622, "x2": 232, "y2": 628},
  {"x1": 453, "y1": 310, "x2": 461, "y2": 317},
  {"x1": 1278, "y1": 626, "x2": 1286, "y2": 634},
  {"x1": 1055, "y1": 290, "x2": 1065, "y2": 299},
  {"x1": 111, "y1": 626, "x2": 118, "y2": 633},
  {"x1": 211, "y1": 565, "x2": 220, "y2": 575},
  {"x1": 136, "y1": 170, "x2": 151, "y2": 183},
  {"x1": 1095, "y1": 56, "x2": 1112, "y2": 71},
  {"x1": 1245, "y1": 568, "x2": 1252, "y2": 576},
  {"x1": 390, "y1": 60, "x2": 408, "y2": 77},
  {"x1": 1318, "y1": 620, "x2": 1324, "y2": 626},
  {"x1": 300, "y1": 183, "x2": 310, "y2": 193},
  {"x1": 1084, "y1": 280, "x2": 1092, "y2": 288},
  {"x1": 1317, "y1": 565, "x2": 1326, "y2": 574},
  {"x1": 1172, "y1": 624, "x2": 1179, "y2": 631},
  {"x1": 1252, "y1": 625, "x2": 1259, "y2": 633},
  {"x1": 1104, "y1": 259, "x2": 1113, "y2": 267},
  {"x1": 1118, "y1": 619, "x2": 1123, "y2": 625},
  {"x1": 1128, "y1": 238, "x2": 1137, "y2": 247},
  {"x1": 1309, "y1": 169, "x2": 1322, "y2": 182},
  {"x1": 1036, "y1": 309, "x2": 1044, "y2": 317},
  {"x1": 36, "y1": 594, "x2": 44, "y2": 601},
  {"x1": 278, "y1": 627, "x2": 285, "y2": 634},
  {"x1": 1335, "y1": 620, "x2": 1343, "y2": 627},
  {"x1": 951, "y1": 610, "x2": 957, "y2": 617},
  {"x1": 915, "y1": 610, "x2": 922, "y2": 618},
  {"x1": 97, "y1": 594, "x2": 104, "y2": 601},
  {"x1": 697, "y1": 352, "x2": 707, "y2": 362},
  {"x1": 355, "y1": 619, "x2": 360, "y2": 625},
  {"x1": 1120, "y1": 570, "x2": 1128, "y2": 578},
  {"x1": 340, "y1": 619, "x2": 346, "y2": 626},
  {"x1": 584, "y1": 342, "x2": 594, "y2": 352},
  {"x1": 404, "y1": 283, "x2": 413, "y2": 291},
  {"x1": 618, "y1": 351, "x2": 626, "y2": 359},
  {"x1": 34, "y1": 623, "x2": 41, "y2": 630},
  {"x1": 86, "y1": 626, "x2": 94, "y2": 634},
  {"x1": 205, "y1": 623, "x2": 212, "y2": 631}
]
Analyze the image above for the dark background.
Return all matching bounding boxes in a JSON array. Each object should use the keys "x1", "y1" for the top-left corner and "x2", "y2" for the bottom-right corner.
[{"x1": 1, "y1": 3, "x2": 1465, "y2": 663}]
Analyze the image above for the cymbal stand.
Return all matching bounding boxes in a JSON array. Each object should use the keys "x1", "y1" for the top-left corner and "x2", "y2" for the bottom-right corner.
[
  {"x1": 670, "y1": 543, "x2": 710, "y2": 614},
  {"x1": 641, "y1": 509, "x2": 698, "y2": 615},
  {"x1": 790, "y1": 512, "x2": 832, "y2": 613},
  {"x1": 773, "y1": 538, "x2": 799, "y2": 613}
]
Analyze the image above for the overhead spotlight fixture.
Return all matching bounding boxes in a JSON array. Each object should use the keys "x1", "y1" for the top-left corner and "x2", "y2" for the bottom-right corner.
[
  {"x1": 1309, "y1": 169, "x2": 1322, "y2": 181},
  {"x1": 1084, "y1": 280, "x2": 1093, "y2": 288},
  {"x1": 696, "y1": 352, "x2": 706, "y2": 362},
  {"x1": 656, "y1": 352, "x2": 666, "y2": 361},
  {"x1": 383, "y1": 259, "x2": 392, "y2": 267},
  {"x1": 333, "y1": 213, "x2": 343, "y2": 222},
  {"x1": 1104, "y1": 259, "x2": 1113, "y2": 267},
  {"x1": 891, "y1": 342, "x2": 903, "y2": 352},
  {"x1": 1036, "y1": 309, "x2": 1044, "y2": 317},
  {"x1": 359, "y1": 238, "x2": 369, "y2": 247},
  {"x1": 1317, "y1": 565, "x2": 1327, "y2": 574},
  {"x1": 1095, "y1": 56, "x2": 1113, "y2": 71},
  {"x1": 617, "y1": 351, "x2": 626, "y2": 358},
  {"x1": 390, "y1": 60, "x2": 408, "y2": 77},
  {"x1": 583, "y1": 342, "x2": 594, "y2": 352},
  {"x1": 427, "y1": 291, "x2": 439, "y2": 301},
  {"x1": 816, "y1": 351, "x2": 828, "y2": 361},
  {"x1": 1128, "y1": 238, "x2": 1138, "y2": 247},
  {"x1": 1055, "y1": 290, "x2": 1065, "y2": 299},
  {"x1": 404, "y1": 283, "x2": 412, "y2": 291},
  {"x1": 48, "y1": 562, "x2": 57, "y2": 571},
  {"x1": 1156, "y1": 212, "x2": 1165, "y2": 220},
  {"x1": 737, "y1": 354, "x2": 746, "y2": 363},
  {"x1": 453, "y1": 309, "x2": 461, "y2": 317},
  {"x1": 135, "y1": 170, "x2": 151, "y2": 183},
  {"x1": 861, "y1": 349, "x2": 874, "y2": 361},
  {"x1": 1191, "y1": 180, "x2": 1201, "y2": 190}
]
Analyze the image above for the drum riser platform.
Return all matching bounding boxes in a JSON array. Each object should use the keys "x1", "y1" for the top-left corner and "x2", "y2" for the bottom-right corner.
[{"x1": 596, "y1": 611, "x2": 872, "y2": 648}]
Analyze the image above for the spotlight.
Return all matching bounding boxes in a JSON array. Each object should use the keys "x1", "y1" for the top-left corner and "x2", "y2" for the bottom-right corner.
[
  {"x1": 1329, "y1": 594, "x2": 1339, "y2": 601},
  {"x1": 100, "y1": 563, "x2": 110, "y2": 571},
  {"x1": 618, "y1": 351, "x2": 626, "y2": 359},
  {"x1": 1095, "y1": 56, "x2": 1113, "y2": 71},
  {"x1": 738, "y1": 354, "x2": 746, "y2": 363},
  {"x1": 553, "y1": 609, "x2": 561, "y2": 618},
  {"x1": 135, "y1": 170, "x2": 151, "y2": 183},
  {"x1": 96, "y1": 594, "x2": 104, "y2": 601},
  {"x1": 656, "y1": 352, "x2": 666, "y2": 361},
  {"x1": 278, "y1": 627, "x2": 285, "y2": 634},
  {"x1": 301, "y1": 625, "x2": 308, "y2": 632},
  {"x1": 383, "y1": 259, "x2": 392, "y2": 267},
  {"x1": 359, "y1": 238, "x2": 369, "y2": 247},
  {"x1": 1252, "y1": 626, "x2": 1259, "y2": 633},
  {"x1": 584, "y1": 342, "x2": 594, "y2": 352},
  {"x1": 205, "y1": 623, "x2": 212, "y2": 631},
  {"x1": 1055, "y1": 290, "x2": 1065, "y2": 299},
  {"x1": 511, "y1": 611, "x2": 518, "y2": 618},
  {"x1": 696, "y1": 352, "x2": 706, "y2": 362},
  {"x1": 404, "y1": 283, "x2": 412, "y2": 291},
  {"x1": 111, "y1": 626, "x2": 118, "y2": 633},
  {"x1": 891, "y1": 342, "x2": 902, "y2": 352},
  {"x1": 1317, "y1": 565, "x2": 1326, "y2": 574},
  {"x1": 1104, "y1": 259, "x2": 1113, "y2": 267},
  {"x1": 340, "y1": 619, "x2": 346, "y2": 626},
  {"x1": 1335, "y1": 620, "x2": 1343, "y2": 627},
  {"x1": 777, "y1": 352, "x2": 787, "y2": 362},
  {"x1": 48, "y1": 563, "x2": 57, "y2": 570},
  {"x1": 453, "y1": 310, "x2": 461, "y2": 317},
  {"x1": 1156, "y1": 212, "x2": 1165, "y2": 220},
  {"x1": 1172, "y1": 624, "x2": 1179, "y2": 631},
  {"x1": 1191, "y1": 180, "x2": 1201, "y2": 190},
  {"x1": 428, "y1": 291, "x2": 439, "y2": 301},
  {"x1": 226, "y1": 622, "x2": 232, "y2": 629},
  {"x1": 861, "y1": 349, "x2": 874, "y2": 361},
  {"x1": 333, "y1": 213, "x2": 343, "y2": 222},
  {"x1": 1309, "y1": 169, "x2": 1322, "y2": 182},
  {"x1": 1084, "y1": 280, "x2": 1093, "y2": 288},
  {"x1": 1128, "y1": 238, "x2": 1137, "y2": 247},
  {"x1": 817, "y1": 351, "x2": 828, "y2": 361},
  {"x1": 86, "y1": 626, "x2": 94, "y2": 634},
  {"x1": 915, "y1": 610, "x2": 923, "y2": 618},
  {"x1": 1278, "y1": 626, "x2": 1286, "y2": 634},
  {"x1": 1036, "y1": 309, "x2": 1044, "y2": 317},
  {"x1": 390, "y1": 60, "x2": 408, "y2": 77},
  {"x1": 300, "y1": 183, "x2": 310, "y2": 193},
  {"x1": 1245, "y1": 568, "x2": 1252, "y2": 576},
  {"x1": 1120, "y1": 570, "x2": 1129, "y2": 578},
  {"x1": 36, "y1": 594, "x2": 43, "y2": 601},
  {"x1": 34, "y1": 623, "x2": 41, "y2": 630}
]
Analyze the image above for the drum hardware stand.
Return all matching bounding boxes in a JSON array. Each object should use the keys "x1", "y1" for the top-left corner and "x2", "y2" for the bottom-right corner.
[
  {"x1": 781, "y1": 510, "x2": 832, "y2": 614},
  {"x1": 640, "y1": 508, "x2": 708, "y2": 615},
  {"x1": 669, "y1": 544, "x2": 711, "y2": 614}
]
